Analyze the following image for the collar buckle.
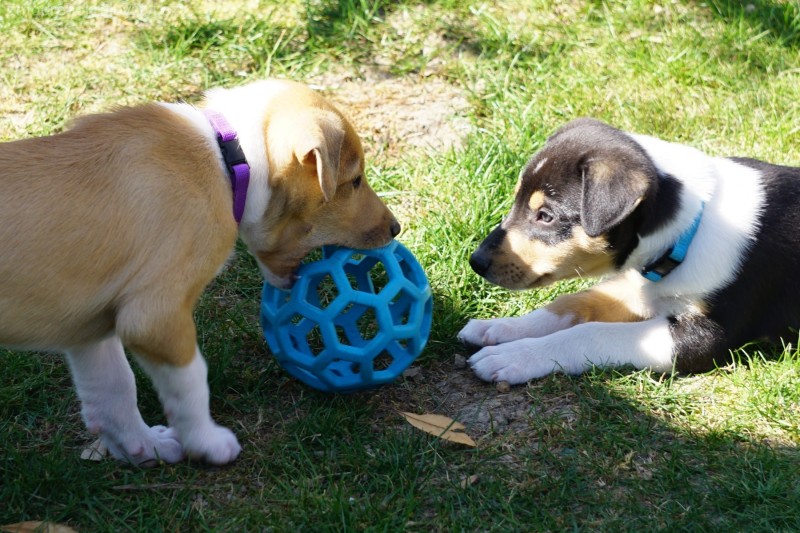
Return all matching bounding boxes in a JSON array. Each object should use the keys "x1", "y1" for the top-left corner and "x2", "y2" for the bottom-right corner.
[
  {"x1": 641, "y1": 253, "x2": 682, "y2": 282},
  {"x1": 216, "y1": 136, "x2": 248, "y2": 175},
  {"x1": 641, "y1": 203, "x2": 704, "y2": 282}
]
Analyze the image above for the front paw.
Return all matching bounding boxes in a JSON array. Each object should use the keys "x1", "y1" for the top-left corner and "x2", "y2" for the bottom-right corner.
[
  {"x1": 458, "y1": 317, "x2": 525, "y2": 350},
  {"x1": 468, "y1": 339, "x2": 554, "y2": 384},
  {"x1": 182, "y1": 424, "x2": 242, "y2": 466}
]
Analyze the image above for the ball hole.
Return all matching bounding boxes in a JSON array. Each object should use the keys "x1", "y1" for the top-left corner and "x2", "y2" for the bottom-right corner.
[
  {"x1": 336, "y1": 325, "x2": 349, "y2": 345},
  {"x1": 367, "y1": 261, "x2": 389, "y2": 294},
  {"x1": 344, "y1": 255, "x2": 379, "y2": 294},
  {"x1": 305, "y1": 324, "x2": 325, "y2": 356},
  {"x1": 373, "y1": 352, "x2": 394, "y2": 371},
  {"x1": 356, "y1": 307, "x2": 379, "y2": 341},
  {"x1": 311, "y1": 274, "x2": 339, "y2": 309},
  {"x1": 390, "y1": 290, "x2": 413, "y2": 325}
]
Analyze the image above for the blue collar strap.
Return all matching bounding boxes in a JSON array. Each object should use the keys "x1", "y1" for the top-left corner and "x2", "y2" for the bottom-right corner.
[{"x1": 641, "y1": 203, "x2": 704, "y2": 282}]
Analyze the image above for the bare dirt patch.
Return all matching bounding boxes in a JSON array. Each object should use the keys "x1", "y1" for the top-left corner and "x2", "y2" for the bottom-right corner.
[
  {"x1": 377, "y1": 353, "x2": 575, "y2": 447},
  {"x1": 308, "y1": 68, "x2": 473, "y2": 164}
]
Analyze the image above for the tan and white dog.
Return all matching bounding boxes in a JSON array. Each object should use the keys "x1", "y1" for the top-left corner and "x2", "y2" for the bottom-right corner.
[{"x1": 0, "y1": 79, "x2": 399, "y2": 466}]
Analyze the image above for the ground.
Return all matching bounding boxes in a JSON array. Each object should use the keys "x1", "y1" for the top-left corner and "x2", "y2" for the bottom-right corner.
[{"x1": 265, "y1": 64, "x2": 534, "y2": 440}]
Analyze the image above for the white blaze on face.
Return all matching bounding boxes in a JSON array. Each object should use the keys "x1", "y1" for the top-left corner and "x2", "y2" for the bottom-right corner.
[{"x1": 514, "y1": 158, "x2": 547, "y2": 195}]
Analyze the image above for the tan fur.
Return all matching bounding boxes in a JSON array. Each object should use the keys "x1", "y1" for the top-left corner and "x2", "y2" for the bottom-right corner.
[
  {"x1": 584, "y1": 159, "x2": 614, "y2": 182},
  {"x1": 546, "y1": 273, "x2": 652, "y2": 325},
  {"x1": 497, "y1": 226, "x2": 613, "y2": 289},
  {"x1": 0, "y1": 80, "x2": 398, "y2": 465},
  {"x1": 528, "y1": 190, "x2": 546, "y2": 213},
  {"x1": 0, "y1": 104, "x2": 236, "y2": 366}
]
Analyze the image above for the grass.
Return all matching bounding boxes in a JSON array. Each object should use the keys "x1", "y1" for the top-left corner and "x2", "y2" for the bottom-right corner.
[{"x1": 1, "y1": 0, "x2": 799, "y2": 531}]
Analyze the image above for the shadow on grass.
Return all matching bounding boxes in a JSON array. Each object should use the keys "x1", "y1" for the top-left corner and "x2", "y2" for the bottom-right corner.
[
  {"x1": 138, "y1": 0, "x2": 445, "y2": 81},
  {"x1": 1, "y1": 335, "x2": 798, "y2": 530},
  {"x1": 702, "y1": 0, "x2": 800, "y2": 48},
  {"x1": 494, "y1": 368, "x2": 800, "y2": 530},
  {"x1": 137, "y1": 10, "x2": 307, "y2": 85}
]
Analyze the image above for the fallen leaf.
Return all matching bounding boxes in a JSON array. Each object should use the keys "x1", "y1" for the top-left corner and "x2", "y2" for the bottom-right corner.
[
  {"x1": 80, "y1": 438, "x2": 108, "y2": 461},
  {"x1": 400, "y1": 412, "x2": 477, "y2": 447},
  {"x1": 1, "y1": 521, "x2": 79, "y2": 533},
  {"x1": 460, "y1": 474, "x2": 480, "y2": 488}
]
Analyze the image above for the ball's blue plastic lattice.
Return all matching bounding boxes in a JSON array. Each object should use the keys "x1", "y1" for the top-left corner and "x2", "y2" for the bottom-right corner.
[{"x1": 260, "y1": 240, "x2": 433, "y2": 393}]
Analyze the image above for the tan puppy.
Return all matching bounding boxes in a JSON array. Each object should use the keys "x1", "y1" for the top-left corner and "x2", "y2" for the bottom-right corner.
[{"x1": 0, "y1": 79, "x2": 399, "y2": 466}]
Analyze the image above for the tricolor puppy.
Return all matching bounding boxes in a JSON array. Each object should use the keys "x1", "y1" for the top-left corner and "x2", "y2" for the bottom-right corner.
[
  {"x1": 0, "y1": 79, "x2": 399, "y2": 465},
  {"x1": 459, "y1": 118, "x2": 800, "y2": 384}
]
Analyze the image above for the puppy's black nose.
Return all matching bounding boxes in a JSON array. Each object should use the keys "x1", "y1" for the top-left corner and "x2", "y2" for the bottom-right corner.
[
  {"x1": 469, "y1": 250, "x2": 491, "y2": 277},
  {"x1": 390, "y1": 219, "x2": 401, "y2": 238}
]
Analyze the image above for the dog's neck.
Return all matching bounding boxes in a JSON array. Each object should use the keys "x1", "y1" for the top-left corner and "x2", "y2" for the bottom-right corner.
[
  {"x1": 639, "y1": 203, "x2": 704, "y2": 282},
  {"x1": 200, "y1": 81, "x2": 289, "y2": 232},
  {"x1": 158, "y1": 99, "x2": 270, "y2": 231},
  {"x1": 619, "y1": 133, "x2": 715, "y2": 282}
]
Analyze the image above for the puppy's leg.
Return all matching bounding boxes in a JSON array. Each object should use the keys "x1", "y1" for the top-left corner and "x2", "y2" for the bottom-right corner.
[
  {"x1": 459, "y1": 276, "x2": 645, "y2": 349},
  {"x1": 469, "y1": 318, "x2": 675, "y2": 383},
  {"x1": 65, "y1": 336, "x2": 184, "y2": 466},
  {"x1": 133, "y1": 349, "x2": 241, "y2": 466},
  {"x1": 120, "y1": 305, "x2": 240, "y2": 466}
]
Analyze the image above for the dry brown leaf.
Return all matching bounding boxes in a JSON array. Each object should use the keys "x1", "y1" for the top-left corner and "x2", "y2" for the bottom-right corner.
[
  {"x1": 80, "y1": 438, "x2": 108, "y2": 461},
  {"x1": 460, "y1": 474, "x2": 481, "y2": 488},
  {"x1": 400, "y1": 412, "x2": 477, "y2": 447},
  {"x1": 1, "y1": 521, "x2": 78, "y2": 533}
]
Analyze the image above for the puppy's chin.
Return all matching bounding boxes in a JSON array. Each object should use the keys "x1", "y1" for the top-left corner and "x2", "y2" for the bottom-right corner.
[
  {"x1": 259, "y1": 264, "x2": 296, "y2": 290},
  {"x1": 528, "y1": 273, "x2": 553, "y2": 289},
  {"x1": 486, "y1": 272, "x2": 553, "y2": 291}
]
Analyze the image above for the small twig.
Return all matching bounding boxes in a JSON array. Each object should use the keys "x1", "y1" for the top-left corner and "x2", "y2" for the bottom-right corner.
[{"x1": 112, "y1": 482, "x2": 194, "y2": 491}]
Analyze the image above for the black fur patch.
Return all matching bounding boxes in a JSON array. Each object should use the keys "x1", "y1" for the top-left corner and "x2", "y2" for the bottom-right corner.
[
  {"x1": 668, "y1": 313, "x2": 727, "y2": 373},
  {"x1": 702, "y1": 158, "x2": 800, "y2": 354},
  {"x1": 607, "y1": 173, "x2": 683, "y2": 268},
  {"x1": 513, "y1": 119, "x2": 661, "y2": 250}
]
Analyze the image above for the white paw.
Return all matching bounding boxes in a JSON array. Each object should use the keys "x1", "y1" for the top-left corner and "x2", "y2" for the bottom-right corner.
[
  {"x1": 468, "y1": 339, "x2": 557, "y2": 384},
  {"x1": 104, "y1": 424, "x2": 185, "y2": 467},
  {"x1": 181, "y1": 424, "x2": 241, "y2": 466},
  {"x1": 481, "y1": 320, "x2": 529, "y2": 346},
  {"x1": 458, "y1": 311, "x2": 574, "y2": 350},
  {"x1": 458, "y1": 318, "x2": 524, "y2": 347},
  {"x1": 457, "y1": 318, "x2": 492, "y2": 347}
]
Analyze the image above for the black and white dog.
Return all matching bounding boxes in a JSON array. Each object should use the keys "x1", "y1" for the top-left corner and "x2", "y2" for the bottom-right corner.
[{"x1": 459, "y1": 118, "x2": 800, "y2": 384}]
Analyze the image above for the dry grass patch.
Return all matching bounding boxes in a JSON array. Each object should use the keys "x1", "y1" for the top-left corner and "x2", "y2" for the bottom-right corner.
[{"x1": 315, "y1": 71, "x2": 471, "y2": 163}]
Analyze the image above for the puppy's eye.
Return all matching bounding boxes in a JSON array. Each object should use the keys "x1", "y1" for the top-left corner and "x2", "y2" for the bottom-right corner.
[
  {"x1": 353, "y1": 175, "x2": 363, "y2": 189},
  {"x1": 536, "y1": 209, "x2": 554, "y2": 224}
]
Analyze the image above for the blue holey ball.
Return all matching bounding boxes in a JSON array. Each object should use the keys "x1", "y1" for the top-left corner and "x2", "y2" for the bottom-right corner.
[{"x1": 260, "y1": 240, "x2": 433, "y2": 393}]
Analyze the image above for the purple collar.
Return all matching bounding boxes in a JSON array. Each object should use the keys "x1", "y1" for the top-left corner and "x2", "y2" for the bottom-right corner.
[{"x1": 202, "y1": 109, "x2": 250, "y2": 224}]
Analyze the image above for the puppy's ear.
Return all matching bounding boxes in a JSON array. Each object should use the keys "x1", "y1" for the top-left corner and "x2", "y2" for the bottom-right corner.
[
  {"x1": 294, "y1": 111, "x2": 344, "y2": 202},
  {"x1": 580, "y1": 158, "x2": 650, "y2": 237}
]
